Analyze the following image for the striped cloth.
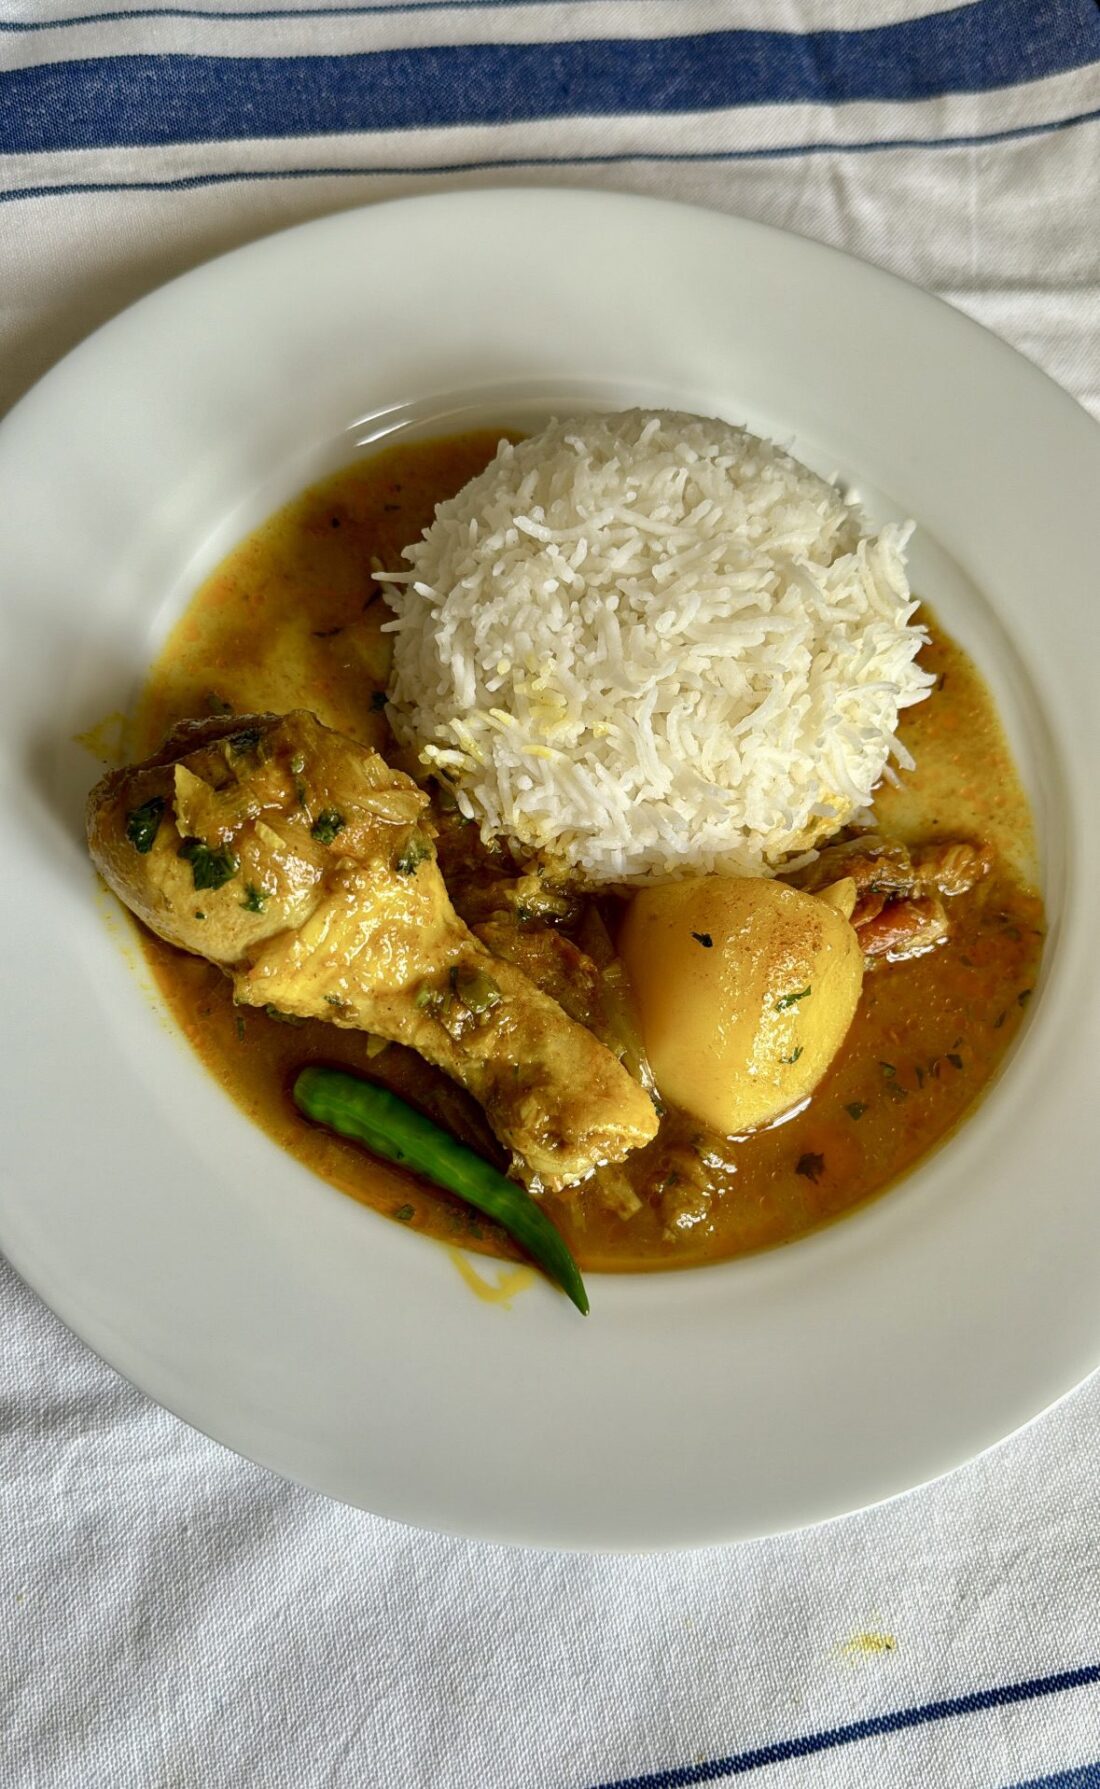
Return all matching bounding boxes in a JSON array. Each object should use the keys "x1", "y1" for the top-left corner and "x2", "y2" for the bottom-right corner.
[{"x1": 3, "y1": 6, "x2": 1100, "y2": 1787}]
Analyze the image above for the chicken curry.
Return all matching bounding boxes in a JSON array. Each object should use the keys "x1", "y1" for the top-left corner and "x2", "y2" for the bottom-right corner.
[{"x1": 91, "y1": 432, "x2": 1043, "y2": 1278}]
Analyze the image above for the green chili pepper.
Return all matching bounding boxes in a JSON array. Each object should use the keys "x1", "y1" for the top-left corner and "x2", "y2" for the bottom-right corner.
[{"x1": 292, "y1": 1065, "x2": 588, "y2": 1315}]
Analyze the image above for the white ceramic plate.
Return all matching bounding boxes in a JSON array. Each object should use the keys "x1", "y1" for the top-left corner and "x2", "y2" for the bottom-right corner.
[{"x1": 2, "y1": 190, "x2": 1098, "y2": 1550}]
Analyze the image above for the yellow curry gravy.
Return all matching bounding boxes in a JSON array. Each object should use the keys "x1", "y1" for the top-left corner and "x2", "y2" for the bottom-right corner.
[{"x1": 134, "y1": 432, "x2": 1044, "y2": 1273}]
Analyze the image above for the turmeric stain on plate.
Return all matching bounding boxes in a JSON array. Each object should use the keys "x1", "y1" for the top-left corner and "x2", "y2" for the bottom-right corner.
[
  {"x1": 74, "y1": 709, "x2": 131, "y2": 765},
  {"x1": 447, "y1": 1249, "x2": 536, "y2": 1307}
]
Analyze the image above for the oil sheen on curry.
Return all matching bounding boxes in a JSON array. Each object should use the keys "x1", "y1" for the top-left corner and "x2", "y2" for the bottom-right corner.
[{"x1": 109, "y1": 429, "x2": 1041, "y2": 1277}]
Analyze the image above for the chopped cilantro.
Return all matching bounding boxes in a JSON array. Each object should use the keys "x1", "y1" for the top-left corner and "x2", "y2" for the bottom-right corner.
[
  {"x1": 451, "y1": 966, "x2": 501, "y2": 1015},
  {"x1": 125, "y1": 796, "x2": 164, "y2": 854},
  {"x1": 262, "y1": 1004, "x2": 305, "y2": 1026},
  {"x1": 234, "y1": 1015, "x2": 246, "y2": 1042},
  {"x1": 289, "y1": 751, "x2": 305, "y2": 775},
  {"x1": 691, "y1": 931, "x2": 714, "y2": 949},
  {"x1": 1018, "y1": 988, "x2": 1033, "y2": 1007},
  {"x1": 776, "y1": 986, "x2": 811, "y2": 1011},
  {"x1": 393, "y1": 1204, "x2": 415, "y2": 1223},
  {"x1": 879, "y1": 1060, "x2": 896, "y2": 1077},
  {"x1": 844, "y1": 1101, "x2": 867, "y2": 1120},
  {"x1": 796, "y1": 1152, "x2": 825, "y2": 1183},
  {"x1": 178, "y1": 838, "x2": 238, "y2": 890},
  {"x1": 241, "y1": 883, "x2": 266, "y2": 913},
  {"x1": 946, "y1": 1051, "x2": 964, "y2": 1071},
  {"x1": 310, "y1": 809, "x2": 346, "y2": 846},
  {"x1": 395, "y1": 835, "x2": 431, "y2": 875},
  {"x1": 370, "y1": 689, "x2": 388, "y2": 712},
  {"x1": 780, "y1": 1046, "x2": 804, "y2": 1065}
]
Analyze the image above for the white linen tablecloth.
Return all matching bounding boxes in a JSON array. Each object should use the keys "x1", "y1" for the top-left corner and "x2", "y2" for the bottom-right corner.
[{"x1": 3, "y1": 6, "x2": 1100, "y2": 1785}]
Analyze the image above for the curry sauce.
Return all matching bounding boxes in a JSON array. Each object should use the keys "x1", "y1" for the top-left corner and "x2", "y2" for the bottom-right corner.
[{"x1": 134, "y1": 433, "x2": 1043, "y2": 1272}]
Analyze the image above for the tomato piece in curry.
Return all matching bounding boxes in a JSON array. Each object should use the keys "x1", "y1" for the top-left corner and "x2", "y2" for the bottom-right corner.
[{"x1": 133, "y1": 432, "x2": 1044, "y2": 1273}]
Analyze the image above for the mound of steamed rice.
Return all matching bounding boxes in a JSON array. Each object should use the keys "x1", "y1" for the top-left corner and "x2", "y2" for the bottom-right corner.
[{"x1": 380, "y1": 410, "x2": 933, "y2": 886}]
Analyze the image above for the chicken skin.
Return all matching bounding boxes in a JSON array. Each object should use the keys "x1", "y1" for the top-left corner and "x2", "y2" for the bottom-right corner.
[
  {"x1": 797, "y1": 833, "x2": 993, "y2": 962},
  {"x1": 87, "y1": 711, "x2": 658, "y2": 1189}
]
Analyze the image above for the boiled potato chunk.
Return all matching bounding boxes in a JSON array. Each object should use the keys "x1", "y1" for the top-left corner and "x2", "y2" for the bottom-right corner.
[{"x1": 618, "y1": 875, "x2": 863, "y2": 1136}]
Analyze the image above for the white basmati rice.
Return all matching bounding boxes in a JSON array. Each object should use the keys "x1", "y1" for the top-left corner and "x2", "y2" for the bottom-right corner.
[{"x1": 379, "y1": 410, "x2": 934, "y2": 885}]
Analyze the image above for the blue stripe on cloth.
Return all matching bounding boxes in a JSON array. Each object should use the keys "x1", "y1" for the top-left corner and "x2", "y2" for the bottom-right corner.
[
  {"x1": 1, "y1": 0, "x2": 636, "y2": 31},
  {"x1": 3, "y1": 0, "x2": 1099, "y2": 154},
  {"x1": 1007, "y1": 1771, "x2": 1100, "y2": 1789},
  {"x1": 588, "y1": 1664, "x2": 1100, "y2": 1789},
  {"x1": 4, "y1": 102, "x2": 1099, "y2": 201}
]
